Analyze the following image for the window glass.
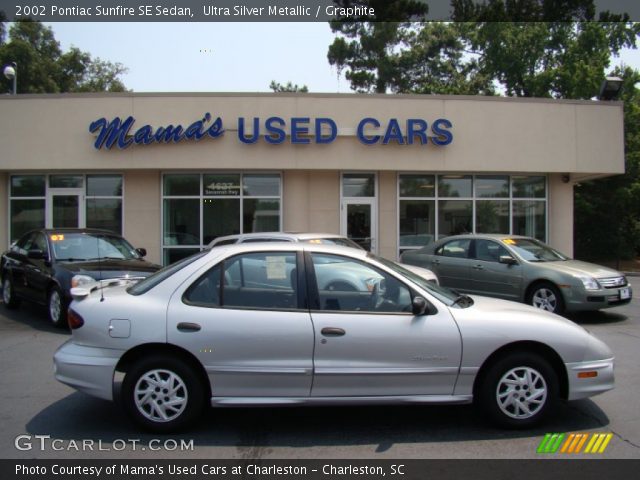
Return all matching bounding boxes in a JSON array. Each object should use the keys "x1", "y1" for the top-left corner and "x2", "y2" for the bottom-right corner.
[
  {"x1": 438, "y1": 200, "x2": 472, "y2": 237},
  {"x1": 49, "y1": 175, "x2": 83, "y2": 188},
  {"x1": 243, "y1": 199, "x2": 280, "y2": 232},
  {"x1": 476, "y1": 176, "x2": 509, "y2": 198},
  {"x1": 164, "y1": 248, "x2": 201, "y2": 265},
  {"x1": 399, "y1": 174, "x2": 435, "y2": 197},
  {"x1": 311, "y1": 253, "x2": 412, "y2": 313},
  {"x1": 243, "y1": 174, "x2": 280, "y2": 196},
  {"x1": 475, "y1": 200, "x2": 509, "y2": 234},
  {"x1": 342, "y1": 173, "x2": 375, "y2": 197},
  {"x1": 163, "y1": 174, "x2": 200, "y2": 196},
  {"x1": 437, "y1": 239, "x2": 471, "y2": 258},
  {"x1": 11, "y1": 175, "x2": 45, "y2": 197},
  {"x1": 86, "y1": 198, "x2": 122, "y2": 234},
  {"x1": 400, "y1": 200, "x2": 435, "y2": 247},
  {"x1": 87, "y1": 175, "x2": 122, "y2": 196},
  {"x1": 438, "y1": 175, "x2": 472, "y2": 198},
  {"x1": 503, "y1": 237, "x2": 568, "y2": 262},
  {"x1": 10, "y1": 199, "x2": 45, "y2": 242},
  {"x1": 203, "y1": 174, "x2": 241, "y2": 196},
  {"x1": 512, "y1": 201, "x2": 546, "y2": 241},
  {"x1": 203, "y1": 198, "x2": 240, "y2": 245},
  {"x1": 32, "y1": 233, "x2": 49, "y2": 254},
  {"x1": 129, "y1": 251, "x2": 207, "y2": 296},
  {"x1": 474, "y1": 239, "x2": 509, "y2": 263},
  {"x1": 513, "y1": 176, "x2": 545, "y2": 198},
  {"x1": 223, "y1": 252, "x2": 298, "y2": 310},
  {"x1": 184, "y1": 264, "x2": 221, "y2": 306},
  {"x1": 163, "y1": 199, "x2": 200, "y2": 245}
]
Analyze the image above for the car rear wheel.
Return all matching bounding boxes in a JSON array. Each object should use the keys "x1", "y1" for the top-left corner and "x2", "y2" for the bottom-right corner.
[
  {"x1": 122, "y1": 356, "x2": 205, "y2": 433},
  {"x1": 528, "y1": 283, "x2": 564, "y2": 315},
  {"x1": 48, "y1": 286, "x2": 67, "y2": 327},
  {"x1": 2, "y1": 276, "x2": 20, "y2": 309},
  {"x1": 477, "y1": 353, "x2": 558, "y2": 429}
]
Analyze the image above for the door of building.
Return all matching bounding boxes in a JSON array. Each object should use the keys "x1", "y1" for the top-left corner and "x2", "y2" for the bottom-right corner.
[
  {"x1": 341, "y1": 198, "x2": 377, "y2": 253},
  {"x1": 46, "y1": 188, "x2": 85, "y2": 229}
]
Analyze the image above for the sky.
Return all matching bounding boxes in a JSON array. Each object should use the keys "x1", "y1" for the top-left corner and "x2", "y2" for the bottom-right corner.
[{"x1": 46, "y1": 22, "x2": 640, "y2": 93}]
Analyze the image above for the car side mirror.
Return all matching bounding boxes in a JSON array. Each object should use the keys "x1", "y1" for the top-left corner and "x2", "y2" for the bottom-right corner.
[
  {"x1": 27, "y1": 249, "x2": 45, "y2": 260},
  {"x1": 136, "y1": 248, "x2": 147, "y2": 258},
  {"x1": 412, "y1": 296, "x2": 430, "y2": 316},
  {"x1": 499, "y1": 255, "x2": 517, "y2": 266}
]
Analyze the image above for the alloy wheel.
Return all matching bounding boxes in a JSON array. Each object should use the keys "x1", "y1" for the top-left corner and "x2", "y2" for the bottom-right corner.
[
  {"x1": 2, "y1": 279, "x2": 11, "y2": 304},
  {"x1": 49, "y1": 289, "x2": 62, "y2": 324},
  {"x1": 532, "y1": 288, "x2": 558, "y2": 312},
  {"x1": 496, "y1": 366, "x2": 548, "y2": 419}
]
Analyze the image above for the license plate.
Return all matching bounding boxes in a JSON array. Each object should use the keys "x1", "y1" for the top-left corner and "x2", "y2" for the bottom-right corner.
[{"x1": 620, "y1": 288, "x2": 631, "y2": 300}]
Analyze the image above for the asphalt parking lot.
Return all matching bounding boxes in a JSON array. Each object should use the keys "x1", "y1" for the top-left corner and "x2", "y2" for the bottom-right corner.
[{"x1": 0, "y1": 279, "x2": 638, "y2": 460}]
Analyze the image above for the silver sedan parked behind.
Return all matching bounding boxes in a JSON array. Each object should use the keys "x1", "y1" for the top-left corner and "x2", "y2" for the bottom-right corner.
[
  {"x1": 54, "y1": 243, "x2": 614, "y2": 432},
  {"x1": 400, "y1": 234, "x2": 632, "y2": 315}
]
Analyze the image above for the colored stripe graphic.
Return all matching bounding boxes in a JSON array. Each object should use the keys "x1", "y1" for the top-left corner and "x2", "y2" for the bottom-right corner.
[{"x1": 538, "y1": 433, "x2": 613, "y2": 454}]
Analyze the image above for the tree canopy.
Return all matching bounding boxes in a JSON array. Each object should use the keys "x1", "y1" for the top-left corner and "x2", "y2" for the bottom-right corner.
[
  {"x1": 0, "y1": 20, "x2": 127, "y2": 94},
  {"x1": 269, "y1": 80, "x2": 309, "y2": 93}
]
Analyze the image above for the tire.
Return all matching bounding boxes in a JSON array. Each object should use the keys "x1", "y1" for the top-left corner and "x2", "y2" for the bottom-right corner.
[
  {"x1": 47, "y1": 286, "x2": 67, "y2": 328},
  {"x1": 2, "y1": 276, "x2": 20, "y2": 309},
  {"x1": 527, "y1": 282, "x2": 564, "y2": 315},
  {"x1": 122, "y1": 356, "x2": 205, "y2": 433},
  {"x1": 477, "y1": 353, "x2": 559, "y2": 429}
]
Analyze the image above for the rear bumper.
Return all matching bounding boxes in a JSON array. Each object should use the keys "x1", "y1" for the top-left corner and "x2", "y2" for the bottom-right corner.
[
  {"x1": 53, "y1": 340, "x2": 121, "y2": 401},
  {"x1": 565, "y1": 357, "x2": 615, "y2": 401}
]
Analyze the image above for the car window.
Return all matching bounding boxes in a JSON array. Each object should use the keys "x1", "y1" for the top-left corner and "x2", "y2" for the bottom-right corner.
[
  {"x1": 474, "y1": 239, "x2": 509, "y2": 263},
  {"x1": 504, "y1": 238, "x2": 568, "y2": 262},
  {"x1": 128, "y1": 251, "x2": 208, "y2": 296},
  {"x1": 311, "y1": 253, "x2": 412, "y2": 313},
  {"x1": 14, "y1": 232, "x2": 36, "y2": 253},
  {"x1": 184, "y1": 264, "x2": 222, "y2": 306},
  {"x1": 222, "y1": 252, "x2": 298, "y2": 310},
  {"x1": 436, "y1": 239, "x2": 471, "y2": 258}
]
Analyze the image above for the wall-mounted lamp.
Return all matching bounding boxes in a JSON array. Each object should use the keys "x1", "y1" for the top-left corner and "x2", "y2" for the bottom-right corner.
[
  {"x1": 598, "y1": 76, "x2": 623, "y2": 101},
  {"x1": 3, "y1": 62, "x2": 17, "y2": 95}
]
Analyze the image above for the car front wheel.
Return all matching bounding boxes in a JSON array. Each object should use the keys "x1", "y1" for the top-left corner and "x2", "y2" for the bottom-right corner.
[
  {"x1": 477, "y1": 353, "x2": 559, "y2": 429},
  {"x1": 122, "y1": 356, "x2": 205, "y2": 433},
  {"x1": 528, "y1": 283, "x2": 564, "y2": 315},
  {"x1": 48, "y1": 286, "x2": 67, "y2": 327},
  {"x1": 2, "y1": 276, "x2": 21, "y2": 309}
]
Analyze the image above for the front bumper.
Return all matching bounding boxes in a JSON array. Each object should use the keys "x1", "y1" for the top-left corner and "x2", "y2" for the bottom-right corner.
[
  {"x1": 53, "y1": 340, "x2": 121, "y2": 401},
  {"x1": 565, "y1": 357, "x2": 615, "y2": 401},
  {"x1": 565, "y1": 285, "x2": 632, "y2": 312}
]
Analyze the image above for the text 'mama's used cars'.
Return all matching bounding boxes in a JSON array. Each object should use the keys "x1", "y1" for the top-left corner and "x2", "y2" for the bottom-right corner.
[
  {"x1": 1, "y1": 229, "x2": 160, "y2": 326},
  {"x1": 400, "y1": 234, "x2": 632, "y2": 315},
  {"x1": 54, "y1": 243, "x2": 614, "y2": 432}
]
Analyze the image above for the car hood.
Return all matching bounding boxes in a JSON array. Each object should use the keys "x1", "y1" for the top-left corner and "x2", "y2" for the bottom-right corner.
[
  {"x1": 527, "y1": 259, "x2": 623, "y2": 279},
  {"x1": 59, "y1": 259, "x2": 160, "y2": 278}
]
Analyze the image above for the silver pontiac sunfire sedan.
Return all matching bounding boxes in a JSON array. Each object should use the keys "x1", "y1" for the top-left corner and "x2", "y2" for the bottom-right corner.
[{"x1": 54, "y1": 243, "x2": 614, "y2": 432}]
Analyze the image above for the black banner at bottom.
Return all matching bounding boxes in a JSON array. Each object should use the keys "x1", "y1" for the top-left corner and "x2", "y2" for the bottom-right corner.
[{"x1": 3, "y1": 459, "x2": 640, "y2": 480}]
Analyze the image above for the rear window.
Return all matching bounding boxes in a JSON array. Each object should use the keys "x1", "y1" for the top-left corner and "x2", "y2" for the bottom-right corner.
[{"x1": 127, "y1": 251, "x2": 207, "y2": 295}]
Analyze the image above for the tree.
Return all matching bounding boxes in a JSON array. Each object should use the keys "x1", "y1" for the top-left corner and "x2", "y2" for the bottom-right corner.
[
  {"x1": 0, "y1": 20, "x2": 127, "y2": 94},
  {"x1": 269, "y1": 80, "x2": 309, "y2": 93}
]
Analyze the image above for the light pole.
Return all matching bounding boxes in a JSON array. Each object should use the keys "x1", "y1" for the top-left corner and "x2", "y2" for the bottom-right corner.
[{"x1": 3, "y1": 62, "x2": 17, "y2": 95}]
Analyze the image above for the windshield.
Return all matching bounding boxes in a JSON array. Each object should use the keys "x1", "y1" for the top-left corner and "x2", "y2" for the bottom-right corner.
[
  {"x1": 372, "y1": 254, "x2": 461, "y2": 307},
  {"x1": 50, "y1": 233, "x2": 139, "y2": 261},
  {"x1": 127, "y1": 250, "x2": 207, "y2": 295},
  {"x1": 304, "y1": 237, "x2": 364, "y2": 250},
  {"x1": 504, "y1": 238, "x2": 569, "y2": 262}
]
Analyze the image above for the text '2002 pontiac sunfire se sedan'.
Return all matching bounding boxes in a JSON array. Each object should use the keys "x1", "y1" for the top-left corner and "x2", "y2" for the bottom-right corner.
[{"x1": 54, "y1": 243, "x2": 615, "y2": 432}]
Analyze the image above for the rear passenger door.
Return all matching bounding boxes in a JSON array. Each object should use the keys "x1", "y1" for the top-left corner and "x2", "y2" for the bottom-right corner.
[
  {"x1": 167, "y1": 250, "x2": 314, "y2": 398},
  {"x1": 432, "y1": 238, "x2": 473, "y2": 292}
]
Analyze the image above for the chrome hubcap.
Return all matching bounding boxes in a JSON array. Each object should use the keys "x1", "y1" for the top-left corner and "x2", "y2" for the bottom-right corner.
[
  {"x1": 532, "y1": 288, "x2": 557, "y2": 312},
  {"x1": 49, "y1": 290, "x2": 61, "y2": 323},
  {"x1": 134, "y1": 369, "x2": 188, "y2": 423},
  {"x1": 496, "y1": 366, "x2": 547, "y2": 419},
  {"x1": 2, "y1": 279, "x2": 10, "y2": 304}
]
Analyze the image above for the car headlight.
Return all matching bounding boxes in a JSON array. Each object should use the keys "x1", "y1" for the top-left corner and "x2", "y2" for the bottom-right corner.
[
  {"x1": 71, "y1": 274, "x2": 95, "y2": 288},
  {"x1": 575, "y1": 275, "x2": 600, "y2": 291}
]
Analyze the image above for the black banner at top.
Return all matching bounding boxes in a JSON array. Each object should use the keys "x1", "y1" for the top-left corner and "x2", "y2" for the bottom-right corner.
[{"x1": 0, "y1": 1, "x2": 640, "y2": 22}]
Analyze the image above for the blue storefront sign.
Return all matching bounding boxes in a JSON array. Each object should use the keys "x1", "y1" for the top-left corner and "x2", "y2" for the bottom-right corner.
[{"x1": 89, "y1": 114, "x2": 453, "y2": 150}]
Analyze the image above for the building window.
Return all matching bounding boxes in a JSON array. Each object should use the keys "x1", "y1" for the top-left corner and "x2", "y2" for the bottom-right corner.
[
  {"x1": 162, "y1": 173, "x2": 282, "y2": 265},
  {"x1": 398, "y1": 174, "x2": 547, "y2": 258},
  {"x1": 8, "y1": 174, "x2": 123, "y2": 244}
]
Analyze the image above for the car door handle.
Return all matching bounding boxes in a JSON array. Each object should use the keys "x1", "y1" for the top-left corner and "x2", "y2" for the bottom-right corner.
[
  {"x1": 472, "y1": 264, "x2": 484, "y2": 270},
  {"x1": 321, "y1": 327, "x2": 346, "y2": 337},
  {"x1": 177, "y1": 322, "x2": 201, "y2": 332},
  {"x1": 432, "y1": 259, "x2": 440, "y2": 265}
]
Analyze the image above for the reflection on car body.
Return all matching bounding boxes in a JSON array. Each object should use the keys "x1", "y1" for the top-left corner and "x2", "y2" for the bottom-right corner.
[{"x1": 54, "y1": 243, "x2": 614, "y2": 432}]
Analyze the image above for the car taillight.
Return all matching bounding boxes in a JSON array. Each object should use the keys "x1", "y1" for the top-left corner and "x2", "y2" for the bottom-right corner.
[{"x1": 67, "y1": 308, "x2": 84, "y2": 329}]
